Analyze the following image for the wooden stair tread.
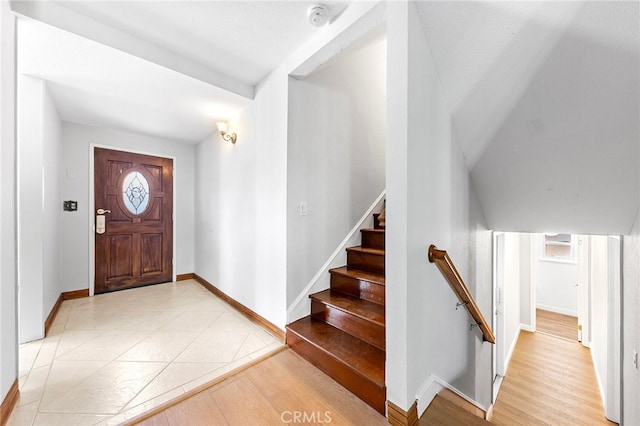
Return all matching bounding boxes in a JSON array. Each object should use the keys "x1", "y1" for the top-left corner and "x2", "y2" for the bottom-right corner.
[
  {"x1": 420, "y1": 395, "x2": 490, "y2": 425},
  {"x1": 346, "y1": 246, "x2": 384, "y2": 255},
  {"x1": 311, "y1": 290, "x2": 385, "y2": 326},
  {"x1": 286, "y1": 316, "x2": 385, "y2": 386},
  {"x1": 361, "y1": 228, "x2": 385, "y2": 233},
  {"x1": 329, "y1": 266, "x2": 385, "y2": 285}
]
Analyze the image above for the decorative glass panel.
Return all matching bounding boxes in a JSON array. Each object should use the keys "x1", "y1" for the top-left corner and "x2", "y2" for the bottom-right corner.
[{"x1": 122, "y1": 171, "x2": 150, "y2": 214}]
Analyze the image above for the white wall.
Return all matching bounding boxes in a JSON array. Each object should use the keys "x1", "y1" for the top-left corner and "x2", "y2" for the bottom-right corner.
[
  {"x1": 503, "y1": 233, "x2": 521, "y2": 366},
  {"x1": 534, "y1": 235, "x2": 578, "y2": 316},
  {"x1": 518, "y1": 233, "x2": 533, "y2": 328},
  {"x1": 0, "y1": 0, "x2": 18, "y2": 405},
  {"x1": 61, "y1": 122, "x2": 195, "y2": 291},
  {"x1": 42, "y1": 86, "x2": 62, "y2": 325},
  {"x1": 193, "y1": 1, "x2": 382, "y2": 331},
  {"x1": 286, "y1": 31, "x2": 386, "y2": 309},
  {"x1": 17, "y1": 77, "x2": 64, "y2": 343},
  {"x1": 194, "y1": 68, "x2": 288, "y2": 330},
  {"x1": 589, "y1": 234, "x2": 622, "y2": 422},
  {"x1": 17, "y1": 76, "x2": 45, "y2": 342},
  {"x1": 590, "y1": 235, "x2": 608, "y2": 404},
  {"x1": 623, "y1": 214, "x2": 640, "y2": 425},
  {"x1": 386, "y1": 2, "x2": 492, "y2": 412}
]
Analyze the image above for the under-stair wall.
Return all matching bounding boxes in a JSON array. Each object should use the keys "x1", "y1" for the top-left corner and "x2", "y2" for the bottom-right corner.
[
  {"x1": 286, "y1": 29, "x2": 386, "y2": 322},
  {"x1": 287, "y1": 193, "x2": 385, "y2": 323}
]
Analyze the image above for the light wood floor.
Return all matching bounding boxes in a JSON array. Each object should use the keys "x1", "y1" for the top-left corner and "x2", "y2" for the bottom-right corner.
[
  {"x1": 131, "y1": 348, "x2": 387, "y2": 426},
  {"x1": 491, "y1": 331, "x2": 615, "y2": 425},
  {"x1": 130, "y1": 329, "x2": 612, "y2": 425},
  {"x1": 536, "y1": 308, "x2": 578, "y2": 341}
]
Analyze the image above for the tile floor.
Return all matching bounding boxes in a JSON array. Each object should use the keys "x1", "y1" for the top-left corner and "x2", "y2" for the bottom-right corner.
[{"x1": 8, "y1": 280, "x2": 283, "y2": 426}]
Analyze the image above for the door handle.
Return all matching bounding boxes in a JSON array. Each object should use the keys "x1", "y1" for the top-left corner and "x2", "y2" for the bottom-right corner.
[{"x1": 97, "y1": 209, "x2": 111, "y2": 215}]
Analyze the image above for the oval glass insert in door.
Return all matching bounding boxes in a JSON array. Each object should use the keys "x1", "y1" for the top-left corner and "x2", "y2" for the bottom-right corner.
[{"x1": 122, "y1": 171, "x2": 150, "y2": 214}]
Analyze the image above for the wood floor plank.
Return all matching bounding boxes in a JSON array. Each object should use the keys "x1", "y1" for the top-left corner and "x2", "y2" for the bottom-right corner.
[
  {"x1": 242, "y1": 352, "x2": 355, "y2": 425},
  {"x1": 209, "y1": 376, "x2": 284, "y2": 425},
  {"x1": 163, "y1": 391, "x2": 228, "y2": 426},
  {"x1": 536, "y1": 309, "x2": 578, "y2": 341},
  {"x1": 130, "y1": 349, "x2": 386, "y2": 426},
  {"x1": 135, "y1": 412, "x2": 170, "y2": 426},
  {"x1": 419, "y1": 395, "x2": 489, "y2": 425},
  {"x1": 269, "y1": 350, "x2": 387, "y2": 425},
  {"x1": 492, "y1": 331, "x2": 615, "y2": 426}
]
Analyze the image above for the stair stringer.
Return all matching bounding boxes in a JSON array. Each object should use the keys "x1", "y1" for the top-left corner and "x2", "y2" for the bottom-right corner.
[
  {"x1": 416, "y1": 374, "x2": 490, "y2": 420},
  {"x1": 287, "y1": 190, "x2": 386, "y2": 323}
]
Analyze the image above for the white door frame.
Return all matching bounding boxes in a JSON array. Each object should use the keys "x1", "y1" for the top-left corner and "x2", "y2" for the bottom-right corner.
[
  {"x1": 492, "y1": 231, "x2": 506, "y2": 402},
  {"x1": 88, "y1": 144, "x2": 177, "y2": 296},
  {"x1": 577, "y1": 235, "x2": 590, "y2": 347}
]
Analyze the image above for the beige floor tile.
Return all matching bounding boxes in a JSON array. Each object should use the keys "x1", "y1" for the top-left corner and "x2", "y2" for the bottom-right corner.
[
  {"x1": 173, "y1": 330, "x2": 249, "y2": 363},
  {"x1": 113, "y1": 310, "x2": 183, "y2": 331},
  {"x1": 19, "y1": 341, "x2": 43, "y2": 361},
  {"x1": 116, "y1": 330, "x2": 201, "y2": 362},
  {"x1": 159, "y1": 310, "x2": 223, "y2": 331},
  {"x1": 234, "y1": 332, "x2": 275, "y2": 360},
  {"x1": 6, "y1": 400, "x2": 39, "y2": 426},
  {"x1": 17, "y1": 365, "x2": 50, "y2": 406},
  {"x1": 53, "y1": 330, "x2": 107, "y2": 359},
  {"x1": 55, "y1": 330, "x2": 150, "y2": 361},
  {"x1": 207, "y1": 311, "x2": 254, "y2": 332},
  {"x1": 32, "y1": 340, "x2": 60, "y2": 369},
  {"x1": 39, "y1": 361, "x2": 167, "y2": 414},
  {"x1": 33, "y1": 412, "x2": 112, "y2": 426},
  {"x1": 11, "y1": 280, "x2": 285, "y2": 425},
  {"x1": 39, "y1": 360, "x2": 110, "y2": 408},
  {"x1": 123, "y1": 362, "x2": 226, "y2": 409}
]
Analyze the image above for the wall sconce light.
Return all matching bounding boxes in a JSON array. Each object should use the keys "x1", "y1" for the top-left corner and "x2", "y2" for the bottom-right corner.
[{"x1": 216, "y1": 121, "x2": 237, "y2": 144}]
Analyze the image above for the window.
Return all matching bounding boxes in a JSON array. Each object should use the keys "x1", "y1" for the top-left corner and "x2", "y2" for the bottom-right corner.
[
  {"x1": 122, "y1": 171, "x2": 150, "y2": 214},
  {"x1": 542, "y1": 233, "x2": 575, "y2": 262}
]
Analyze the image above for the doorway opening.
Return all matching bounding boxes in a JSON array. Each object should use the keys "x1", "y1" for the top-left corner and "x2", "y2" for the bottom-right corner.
[{"x1": 492, "y1": 232, "x2": 621, "y2": 423}]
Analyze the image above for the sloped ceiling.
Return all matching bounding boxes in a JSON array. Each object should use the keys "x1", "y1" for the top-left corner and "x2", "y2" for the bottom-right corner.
[{"x1": 417, "y1": 1, "x2": 639, "y2": 234}]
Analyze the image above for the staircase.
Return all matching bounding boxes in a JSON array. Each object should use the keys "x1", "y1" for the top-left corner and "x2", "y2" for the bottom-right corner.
[{"x1": 286, "y1": 213, "x2": 386, "y2": 414}]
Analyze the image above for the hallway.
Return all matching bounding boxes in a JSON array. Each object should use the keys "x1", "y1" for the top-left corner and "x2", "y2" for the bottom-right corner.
[{"x1": 492, "y1": 331, "x2": 614, "y2": 425}]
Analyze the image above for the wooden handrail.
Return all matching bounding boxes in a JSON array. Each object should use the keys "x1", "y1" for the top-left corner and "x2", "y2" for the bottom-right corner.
[{"x1": 428, "y1": 245, "x2": 496, "y2": 344}]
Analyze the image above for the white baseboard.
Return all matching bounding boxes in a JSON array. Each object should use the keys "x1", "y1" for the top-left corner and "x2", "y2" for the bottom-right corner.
[
  {"x1": 504, "y1": 325, "x2": 523, "y2": 372},
  {"x1": 521, "y1": 324, "x2": 534, "y2": 332},
  {"x1": 415, "y1": 374, "x2": 487, "y2": 418},
  {"x1": 536, "y1": 304, "x2": 577, "y2": 317},
  {"x1": 590, "y1": 343, "x2": 606, "y2": 409}
]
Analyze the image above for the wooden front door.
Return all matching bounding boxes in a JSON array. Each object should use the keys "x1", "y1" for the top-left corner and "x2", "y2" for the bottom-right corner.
[{"x1": 94, "y1": 148, "x2": 173, "y2": 293}]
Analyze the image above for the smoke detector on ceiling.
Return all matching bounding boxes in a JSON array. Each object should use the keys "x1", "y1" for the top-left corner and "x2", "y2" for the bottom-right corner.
[{"x1": 307, "y1": 4, "x2": 329, "y2": 27}]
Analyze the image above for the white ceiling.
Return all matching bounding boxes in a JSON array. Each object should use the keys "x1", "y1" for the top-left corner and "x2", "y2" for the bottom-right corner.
[
  {"x1": 13, "y1": 1, "x2": 640, "y2": 233},
  {"x1": 19, "y1": 18, "x2": 252, "y2": 143},
  {"x1": 54, "y1": 0, "x2": 349, "y2": 87},
  {"x1": 15, "y1": 1, "x2": 349, "y2": 144}
]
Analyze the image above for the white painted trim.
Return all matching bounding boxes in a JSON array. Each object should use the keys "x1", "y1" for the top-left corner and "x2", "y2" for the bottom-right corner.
[
  {"x1": 415, "y1": 374, "x2": 487, "y2": 418},
  {"x1": 504, "y1": 325, "x2": 523, "y2": 373},
  {"x1": 529, "y1": 234, "x2": 537, "y2": 332},
  {"x1": 88, "y1": 144, "x2": 177, "y2": 296},
  {"x1": 520, "y1": 324, "x2": 534, "y2": 333},
  {"x1": 286, "y1": 189, "x2": 385, "y2": 322},
  {"x1": 591, "y1": 341, "x2": 606, "y2": 409},
  {"x1": 535, "y1": 303, "x2": 577, "y2": 317}
]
